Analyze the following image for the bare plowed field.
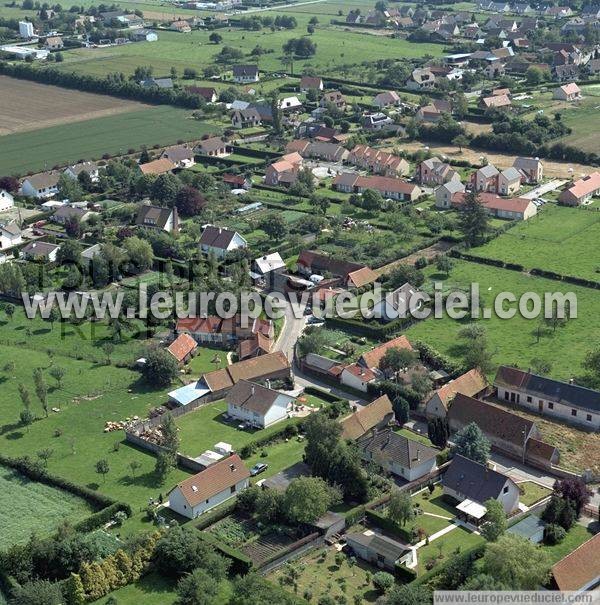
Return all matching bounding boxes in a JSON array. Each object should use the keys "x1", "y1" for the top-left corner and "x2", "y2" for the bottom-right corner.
[{"x1": 0, "y1": 75, "x2": 147, "y2": 135}]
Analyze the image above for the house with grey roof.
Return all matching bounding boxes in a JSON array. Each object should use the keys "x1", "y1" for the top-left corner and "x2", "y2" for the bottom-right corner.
[
  {"x1": 346, "y1": 530, "x2": 415, "y2": 571},
  {"x1": 435, "y1": 179, "x2": 466, "y2": 208},
  {"x1": 199, "y1": 225, "x2": 247, "y2": 259},
  {"x1": 226, "y1": 380, "x2": 294, "y2": 428},
  {"x1": 472, "y1": 163, "x2": 500, "y2": 192},
  {"x1": 140, "y1": 78, "x2": 173, "y2": 89},
  {"x1": 21, "y1": 171, "x2": 60, "y2": 199},
  {"x1": 513, "y1": 157, "x2": 543, "y2": 183},
  {"x1": 498, "y1": 166, "x2": 522, "y2": 195},
  {"x1": 0, "y1": 222, "x2": 22, "y2": 249},
  {"x1": 357, "y1": 428, "x2": 438, "y2": 481},
  {"x1": 51, "y1": 205, "x2": 91, "y2": 225},
  {"x1": 161, "y1": 145, "x2": 196, "y2": 168},
  {"x1": 232, "y1": 64, "x2": 259, "y2": 83},
  {"x1": 442, "y1": 454, "x2": 520, "y2": 520},
  {"x1": 64, "y1": 162, "x2": 100, "y2": 183},
  {"x1": 495, "y1": 365, "x2": 600, "y2": 430},
  {"x1": 136, "y1": 204, "x2": 179, "y2": 234},
  {"x1": 21, "y1": 241, "x2": 60, "y2": 262}
]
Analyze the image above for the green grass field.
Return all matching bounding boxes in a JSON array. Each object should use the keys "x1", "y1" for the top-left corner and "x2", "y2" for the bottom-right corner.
[
  {"x1": 52, "y1": 20, "x2": 443, "y2": 80},
  {"x1": 0, "y1": 343, "x2": 191, "y2": 526},
  {"x1": 406, "y1": 260, "x2": 600, "y2": 380},
  {"x1": 517, "y1": 481, "x2": 552, "y2": 507},
  {"x1": 473, "y1": 205, "x2": 600, "y2": 281},
  {"x1": 0, "y1": 106, "x2": 219, "y2": 175},
  {"x1": 91, "y1": 572, "x2": 178, "y2": 605},
  {"x1": 416, "y1": 526, "x2": 484, "y2": 575},
  {"x1": 0, "y1": 465, "x2": 93, "y2": 546}
]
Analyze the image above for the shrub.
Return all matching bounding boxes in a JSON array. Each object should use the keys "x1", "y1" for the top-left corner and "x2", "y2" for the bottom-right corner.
[
  {"x1": 544, "y1": 523, "x2": 566, "y2": 545},
  {"x1": 372, "y1": 571, "x2": 395, "y2": 594}
]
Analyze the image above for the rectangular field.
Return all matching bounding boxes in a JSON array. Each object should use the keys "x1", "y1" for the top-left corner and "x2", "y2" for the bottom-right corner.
[
  {"x1": 0, "y1": 465, "x2": 93, "y2": 546},
  {"x1": 405, "y1": 260, "x2": 600, "y2": 381},
  {"x1": 0, "y1": 105, "x2": 220, "y2": 175},
  {"x1": 0, "y1": 76, "x2": 148, "y2": 136},
  {"x1": 473, "y1": 204, "x2": 600, "y2": 281}
]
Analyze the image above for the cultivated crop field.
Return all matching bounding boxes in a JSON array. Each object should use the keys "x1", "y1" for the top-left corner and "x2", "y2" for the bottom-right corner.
[
  {"x1": 406, "y1": 260, "x2": 600, "y2": 380},
  {"x1": 0, "y1": 465, "x2": 93, "y2": 546},
  {"x1": 473, "y1": 204, "x2": 600, "y2": 281},
  {"x1": 0, "y1": 105, "x2": 220, "y2": 175},
  {"x1": 0, "y1": 76, "x2": 148, "y2": 136}
]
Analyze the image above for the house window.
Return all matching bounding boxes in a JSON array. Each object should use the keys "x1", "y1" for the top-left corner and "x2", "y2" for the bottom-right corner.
[
  {"x1": 527, "y1": 396, "x2": 532, "y2": 403},
  {"x1": 205, "y1": 499, "x2": 209, "y2": 504},
  {"x1": 503, "y1": 486, "x2": 509, "y2": 494},
  {"x1": 504, "y1": 391, "x2": 509, "y2": 400},
  {"x1": 571, "y1": 409, "x2": 577, "y2": 417},
  {"x1": 548, "y1": 402, "x2": 553, "y2": 410},
  {"x1": 377, "y1": 554, "x2": 385, "y2": 564},
  {"x1": 230, "y1": 485, "x2": 236, "y2": 494},
  {"x1": 587, "y1": 414, "x2": 592, "y2": 422}
]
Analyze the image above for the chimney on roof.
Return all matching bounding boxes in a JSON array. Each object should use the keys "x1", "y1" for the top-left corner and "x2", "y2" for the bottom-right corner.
[
  {"x1": 569, "y1": 377, "x2": 574, "y2": 384},
  {"x1": 218, "y1": 227, "x2": 222, "y2": 234},
  {"x1": 251, "y1": 385, "x2": 255, "y2": 396}
]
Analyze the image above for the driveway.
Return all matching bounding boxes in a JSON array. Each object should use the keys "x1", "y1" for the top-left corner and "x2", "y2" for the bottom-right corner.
[
  {"x1": 521, "y1": 179, "x2": 567, "y2": 200},
  {"x1": 487, "y1": 451, "x2": 557, "y2": 489}
]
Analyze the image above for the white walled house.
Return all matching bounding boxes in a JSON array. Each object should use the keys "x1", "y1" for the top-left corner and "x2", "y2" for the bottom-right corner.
[
  {"x1": 0, "y1": 190, "x2": 15, "y2": 212},
  {"x1": 357, "y1": 429, "x2": 438, "y2": 481},
  {"x1": 199, "y1": 225, "x2": 247, "y2": 259},
  {"x1": 442, "y1": 454, "x2": 520, "y2": 517},
  {"x1": 495, "y1": 365, "x2": 600, "y2": 430},
  {"x1": 340, "y1": 364, "x2": 377, "y2": 393},
  {"x1": 168, "y1": 454, "x2": 250, "y2": 519},
  {"x1": 226, "y1": 380, "x2": 294, "y2": 429},
  {"x1": 21, "y1": 171, "x2": 60, "y2": 199},
  {"x1": 0, "y1": 223, "x2": 22, "y2": 249}
]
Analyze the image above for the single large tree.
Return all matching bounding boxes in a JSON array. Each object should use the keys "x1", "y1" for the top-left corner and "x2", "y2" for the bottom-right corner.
[
  {"x1": 451, "y1": 422, "x2": 490, "y2": 463},
  {"x1": 142, "y1": 348, "x2": 179, "y2": 387},
  {"x1": 175, "y1": 568, "x2": 221, "y2": 605},
  {"x1": 480, "y1": 498, "x2": 506, "y2": 541},
  {"x1": 388, "y1": 490, "x2": 414, "y2": 527},
  {"x1": 379, "y1": 347, "x2": 418, "y2": 380},
  {"x1": 481, "y1": 534, "x2": 551, "y2": 589},
  {"x1": 458, "y1": 190, "x2": 489, "y2": 247},
  {"x1": 283, "y1": 476, "x2": 339, "y2": 524}
]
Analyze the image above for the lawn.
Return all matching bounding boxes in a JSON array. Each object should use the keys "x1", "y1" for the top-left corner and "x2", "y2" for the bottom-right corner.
[
  {"x1": 246, "y1": 437, "x2": 306, "y2": 482},
  {"x1": 416, "y1": 526, "x2": 484, "y2": 575},
  {"x1": 0, "y1": 306, "x2": 149, "y2": 365},
  {"x1": 406, "y1": 260, "x2": 600, "y2": 381},
  {"x1": 472, "y1": 205, "x2": 600, "y2": 282},
  {"x1": 540, "y1": 523, "x2": 594, "y2": 564},
  {"x1": 0, "y1": 344, "x2": 191, "y2": 531},
  {"x1": 53, "y1": 22, "x2": 444, "y2": 81},
  {"x1": 517, "y1": 481, "x2": 552, "y2": 507},
  {"x1": 0, "y1": 105, "x2": 220, "y2": 175},
  {"x1": 176, "y1": 400, "x2": 304, "y2": 458},
  {"x1": 394, "y1": 428, "x2": 436, "y2": 447},
  {"x1": 0, "y1": 465, "x2": 94, "y2": 546},
  {"x1": 187, "y1": 344, "x2": 229, "y2": 375},
  {"x1": 269, "y1": 545, "x2": 383, "y2": 604},
  {"x1": 91, "y1": 572, "x2": 178, "y2": 605}
]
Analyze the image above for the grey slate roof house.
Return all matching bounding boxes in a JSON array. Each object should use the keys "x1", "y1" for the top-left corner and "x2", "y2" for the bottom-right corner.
[
  {"x1": 442, "y1": 454, "x2": 520, "y2": 516},
  {"x1": 495, "y1": 365, "x2": 600, "y2": 430},
  {"x1": 232, "y1": 64, "x2": 259, "y2": 83},
  {"x1": 357, "y1": 428, "x2": 438, "y2": 481},
  {"x1": 346, "y1": 531, "x2": 415, "y2": 571},
  {"x1": 136, "y1": 204, "x2": 179, "y2": 233},
  {"x1": 199, "y1": 225, "x2": 247, "y2": 259}
]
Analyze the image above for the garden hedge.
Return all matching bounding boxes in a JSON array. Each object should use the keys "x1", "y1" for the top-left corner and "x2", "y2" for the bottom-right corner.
[
  {"x1": 197, "y1": 532, "x2": 254, "y2": 575},
  {"x1": 394, "y1": 562, "x2": 418, "y2": 583},
  {"x1": 188, "y1": 499, "x2": 238, "y2": 531},
  {"x1": 365, "y1": 509, "x2": 413, "y2": 543}
]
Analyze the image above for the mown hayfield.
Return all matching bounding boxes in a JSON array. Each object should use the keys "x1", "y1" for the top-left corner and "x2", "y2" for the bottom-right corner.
[
  {"x1": 406, "y1": 260, "x2": 600, "y2": 380},
  {"x1": 473, "y1": 204, "x2": 600, "y2": 281},
  {"x1": 0, "y1": 105, "x2": 220, "y2": 175},
  {"x1": 54, "y1": 23, "x2": 444, "y2": 79},
  {"x1": 0, "y1": 465, "x2": 93, "y2": 545},
  {"x1": 0, "y1": 75, "x2": 148, "y2": 136}
]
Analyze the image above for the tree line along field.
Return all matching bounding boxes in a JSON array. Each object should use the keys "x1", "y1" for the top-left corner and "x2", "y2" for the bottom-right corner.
[
  {"x1": 0, "y1": 105, "x2": 220, "y2": 175},
  {"x1": 472, "y1": 204, "x2": 600, "y2": 281},
  {"x1": 52, "y1": 19, "x2": 444, "y2": 80},
  {"x1": 0, "y1": 465, "x2": 94, "y2": 546},
  {"x1": 405, "y1": 260, "x2": 600, "y2": 381}
]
